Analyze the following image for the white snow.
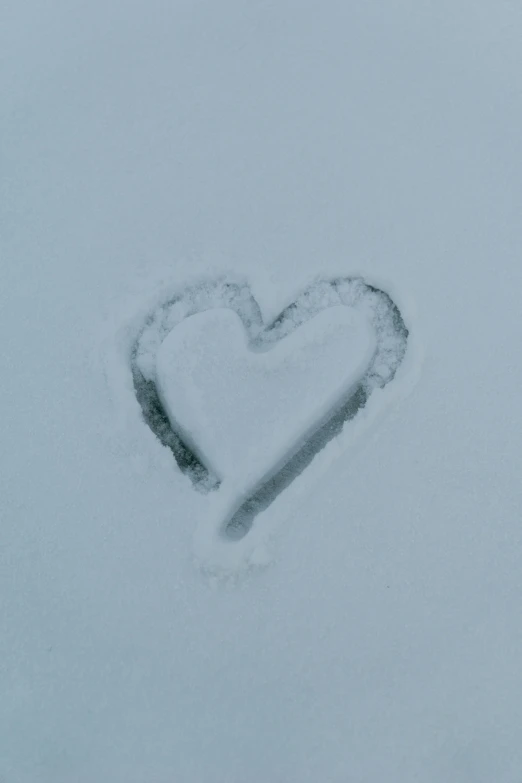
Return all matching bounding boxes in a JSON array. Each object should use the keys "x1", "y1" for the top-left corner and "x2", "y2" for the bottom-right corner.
[
  {"x1": 2, "y1": 0, "x2": 522, "y2": 781},
  {"x1": 156, "y1": 305, "x2": 374, "y2": 489}
]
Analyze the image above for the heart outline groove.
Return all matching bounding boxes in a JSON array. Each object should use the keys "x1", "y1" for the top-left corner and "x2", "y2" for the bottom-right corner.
[{"x1": 131, "y1": 277, "x2": 408, "y2": 541}]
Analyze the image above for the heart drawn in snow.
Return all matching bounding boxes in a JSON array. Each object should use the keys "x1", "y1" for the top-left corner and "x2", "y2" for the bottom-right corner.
[{"x1": 131, "y1": 277, "x2": 409, "y2": 552}]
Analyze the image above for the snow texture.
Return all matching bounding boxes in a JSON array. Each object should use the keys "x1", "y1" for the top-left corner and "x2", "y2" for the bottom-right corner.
[
  {"x1": 2, "y1": 0, "x2": 522, "y2": 781},
  {"x1": 132, "y1": 276, "x2": 408, "y2": 547},
  {"x1": 157, "y1": 306, "x2": 372, "y2": 483}
]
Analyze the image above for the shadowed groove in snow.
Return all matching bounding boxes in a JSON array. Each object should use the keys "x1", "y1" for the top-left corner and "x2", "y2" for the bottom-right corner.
[{"x1": 131, "y1": 277, "x2": 408, "y2": 539}]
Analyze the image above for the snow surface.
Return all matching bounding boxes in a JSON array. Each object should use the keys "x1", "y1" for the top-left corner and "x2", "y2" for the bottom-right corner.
[
  {"x1": 2, "y1": 0, "x2": 522, "y2": 781},
  {"x1": 156, "y1": 305, "x2": 374, "y2": 488}
]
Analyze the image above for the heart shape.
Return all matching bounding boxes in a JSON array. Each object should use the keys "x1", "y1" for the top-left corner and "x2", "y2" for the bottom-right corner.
[
  {"x1": 156, "y1": 305, "x2": 375, "y2": 495},
  {"x1": 131, "y1": 277, "x2": 409, "y2": 551}
]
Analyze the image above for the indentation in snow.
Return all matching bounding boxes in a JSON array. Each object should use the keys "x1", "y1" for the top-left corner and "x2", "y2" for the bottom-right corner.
[{"x1": 129, "y1": 276, "x2": 409, "y2": 554}]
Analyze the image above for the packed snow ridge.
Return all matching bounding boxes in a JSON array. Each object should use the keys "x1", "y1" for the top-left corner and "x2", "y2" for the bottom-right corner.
[{"x1": 131, "y1": 277, "x2": 408, "y2": 539}]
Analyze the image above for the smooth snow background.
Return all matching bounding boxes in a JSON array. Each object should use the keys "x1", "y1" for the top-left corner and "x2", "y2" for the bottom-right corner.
[{"x1": 2, "y1": 1, "x2": 522, "y2": 781}]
